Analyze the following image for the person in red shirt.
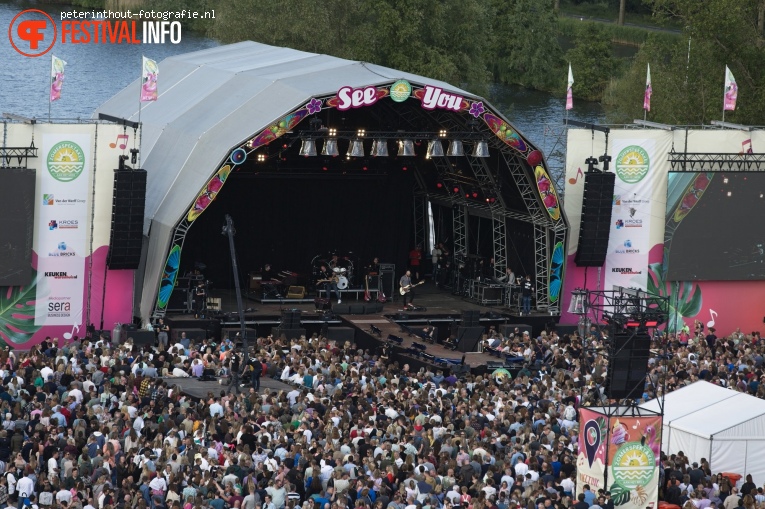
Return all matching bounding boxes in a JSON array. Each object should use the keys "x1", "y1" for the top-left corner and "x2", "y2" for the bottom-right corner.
[{"x1": 408, "y1": 245, "x2": 422, "y2": 279}]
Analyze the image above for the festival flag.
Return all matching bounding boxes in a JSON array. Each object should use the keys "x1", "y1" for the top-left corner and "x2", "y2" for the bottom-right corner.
[
  {"x1": 140, "y1": 56, "x2": 159, "y2": 102},
  {"x1": 49, "y1": 55, "x2": 67, "y2": 103},
  {"x1": 566, "y1": 64, "x2": 574, "y2": 110},
  {"x1": 643, "y1": 63, "x2": 652, "y2": 111},
  {"x1": 724, "y1": 65, "x2": 737, "y2": 111}
]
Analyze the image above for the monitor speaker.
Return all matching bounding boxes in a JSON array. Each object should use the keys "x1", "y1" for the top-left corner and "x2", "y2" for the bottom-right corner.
[{"x1": 575, "y1": 172, "x2": 615, "y2": 267}]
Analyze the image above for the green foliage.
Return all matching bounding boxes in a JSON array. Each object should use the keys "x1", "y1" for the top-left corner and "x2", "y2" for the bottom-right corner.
[
  {"x1": 646, "y1": 261, "x2": 702, "y2": 332},
  {"x1": 559, "y1": 17, "x2": 679, "y2": 46},
  {"x1": 566, "y1": 23, "x2": 617, "y2": 100},
  {"x1": 490, "y1": 0, "x2": 566, "y2": 91}
]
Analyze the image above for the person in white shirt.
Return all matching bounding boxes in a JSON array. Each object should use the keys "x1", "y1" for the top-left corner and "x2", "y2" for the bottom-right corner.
[
  {"x1": 513, "y1": 458, "x2": 528, "y2": 477},
  {"x1": 56, "y1": 488, "x2": 72, "y2": 504},
  {"x1": 148, "y1": 475, "x2": 167, "y2": 494},
  {"x1": 209, "y1": 399, "x2": 224, "y2": 417},
  {"x1": 68, "y1": 385, "x2": 83, "y2": 404},
  {"x1": 16, "y1": 472, "x2": 34, "y2": 500}
]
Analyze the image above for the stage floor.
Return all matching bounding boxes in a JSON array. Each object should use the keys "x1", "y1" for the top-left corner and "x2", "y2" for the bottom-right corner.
[{"x1": 162, "y1": 281, "x2": 558, "y2": 369}]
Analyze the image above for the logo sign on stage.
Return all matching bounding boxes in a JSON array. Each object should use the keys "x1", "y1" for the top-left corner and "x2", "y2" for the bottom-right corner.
[{"x1": 35, "y1": 134, "x2": 90, "y2": 327}]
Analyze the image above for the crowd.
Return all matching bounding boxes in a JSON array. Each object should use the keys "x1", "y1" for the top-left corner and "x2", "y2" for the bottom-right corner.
[{"x1": 0, "y1": 318, "x2": 761, "y2": 509}]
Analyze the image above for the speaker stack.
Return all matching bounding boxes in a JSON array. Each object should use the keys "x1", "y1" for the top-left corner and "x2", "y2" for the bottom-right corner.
[
  {"x1": 606, "y1": 331, "x2": 651, "y2": 400},
  {"x1": 575, "y1": 172, "x2": 615, "y2": 267},
  {"x1": 276, "y1": 309, "x2": 306, "y2": 339},
  {"x1": 107, "y1": 169, "x2": 147, "y2": 270},
  {"x1": 457, "y1": 310, "x2": 484, "y2": 352}
]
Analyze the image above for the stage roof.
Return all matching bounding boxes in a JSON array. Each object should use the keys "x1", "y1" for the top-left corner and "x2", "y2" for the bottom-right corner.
[{"x1": 95, "y1": 41, "x2": 477, "y2": 233}]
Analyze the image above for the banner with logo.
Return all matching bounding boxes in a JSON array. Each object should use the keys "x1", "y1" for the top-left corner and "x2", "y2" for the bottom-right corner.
[
  {"x1": 606, "y1": 415, "x2": 662, "y2": 509},
  {"x1": 576, "y1": 408, "x2": 607, "y2": 496},
  {"x1": 35, "y1": 134, "x2": 90, "y2": 327},
  {"x1": 605, "y1": 139, "x2": 658, "y2": 290}
]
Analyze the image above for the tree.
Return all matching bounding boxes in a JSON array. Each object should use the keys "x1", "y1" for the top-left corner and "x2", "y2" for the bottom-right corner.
[
  {"x1": 618, "y1": 0, "x2": 626, "y2": 25},
  {"x1": 566, "y1": 23, "x2": 616, "y2": 101}
]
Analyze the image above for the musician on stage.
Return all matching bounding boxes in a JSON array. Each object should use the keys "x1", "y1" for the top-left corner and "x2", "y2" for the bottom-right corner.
[
  {"x1": 329, "y1": 254, "x2": 340, "y2": 270},
  {"x1": 522, "y1": 275, "x2": 534, "y2": 316},
  {"x1": 262, "y1": 263, "x2": 277, "y2": 281},
  {"x1": 368, "y1": 257, "x2": 380, "y2": 275},
  {"x1": 408, "y1": 245, "x2": 422, "y2": 279},
  {"x1": 261, "y1": 263, "x2": 283, "y2": 299},
  {"x1": 498, "y1": 267, "x2": 516, "y2": 284},
  {"x1": 318, "y1": 264, "x2": 341, "y2": 304},
  {"x1": 399, "y1": 270, "x2": 416, "y2": 307}
]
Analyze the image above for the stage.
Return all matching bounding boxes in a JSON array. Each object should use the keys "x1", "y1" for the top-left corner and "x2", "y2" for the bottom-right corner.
[{"x1": 162, "y1": 281, "x2": 560, "y2": 373}]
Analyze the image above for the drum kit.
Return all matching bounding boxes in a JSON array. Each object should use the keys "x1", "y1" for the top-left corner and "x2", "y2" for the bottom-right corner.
[{"x1": 311, "y1": 252, "x2": 357, "y2": 288}]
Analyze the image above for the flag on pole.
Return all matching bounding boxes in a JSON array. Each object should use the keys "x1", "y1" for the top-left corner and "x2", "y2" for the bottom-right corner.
[
  {"x1": 140, "y1": 56, "x2": 159, "y2": 102},
  {"x1": 643, "y1": 63, "x2": 652, "y2": 111},
  {"x1": 566, "y1": 64, "x2": 574, "y2": 110},
  {"x1": 50, "y1": 55, "x2": 67, "y2": 102},
  {"x1": 724, "y1": 65, "x2": 737, "y2": 111}
]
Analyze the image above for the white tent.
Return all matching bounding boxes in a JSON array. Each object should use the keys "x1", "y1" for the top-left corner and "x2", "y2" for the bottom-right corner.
[{"x1": 640, "y1": 381, "x2": 765, "y2": 483}]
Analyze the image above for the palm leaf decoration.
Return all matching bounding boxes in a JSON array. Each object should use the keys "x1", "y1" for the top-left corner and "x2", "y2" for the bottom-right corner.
[
  {"x1": 0, "y1": 270, "x2": 41, "y2": 345},
  {"x1": 596, "y1": 416, "x2": 608, "y2": 443},
  {"x1": 609, "y1": 483, "x2": 631, "y2": 506},
  {"x1": 646, "y1": 261, "x2": 702, "y2": 332}
]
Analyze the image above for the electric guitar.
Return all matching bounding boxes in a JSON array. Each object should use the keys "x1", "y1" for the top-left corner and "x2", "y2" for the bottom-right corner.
[
  {"x1": 316, "y1": 275, "x2": 339, "y2": 285},
  {"x1": 364, "y1": 275, "x2": 371, "y2": 302},
  {"x1": 399, "y1": 280, "x2": 425, "y2": 295}
]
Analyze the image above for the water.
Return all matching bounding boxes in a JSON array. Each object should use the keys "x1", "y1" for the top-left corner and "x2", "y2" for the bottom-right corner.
[{"x1": 0, "y1": 1, "x2": 605, "y2": 186}]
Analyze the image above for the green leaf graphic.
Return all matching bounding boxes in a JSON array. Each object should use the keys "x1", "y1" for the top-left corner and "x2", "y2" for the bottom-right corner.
[
  {"x1": 609, "y1": 483, "x2": 631, "y2": 506},
  {"x1": 0, "y1": 271, "x2": 42, "y2": 345}
]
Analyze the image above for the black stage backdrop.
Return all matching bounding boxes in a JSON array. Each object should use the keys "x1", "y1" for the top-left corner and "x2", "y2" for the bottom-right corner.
[
  {"x1": 183, "y1": 171, "x2": 415, "y2": 289},
  {"x1": 0, "y1": 168, "x2": 35, "y2": 286},
  {"x1": 667, "y1": 172, "x2": 765, "y2": 280}
]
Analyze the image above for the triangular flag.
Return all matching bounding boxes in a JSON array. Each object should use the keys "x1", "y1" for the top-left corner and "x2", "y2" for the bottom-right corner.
[
  {"x1": 643, "y1": 63, "x2": 652, "y2": 111},
  {"x1": 724, "y1": 65, "x2": 737, "y2": 111},
  {"x1": 50, "y1": 55, "x2": 67, "y2": 103},
  {"x1": 141, "y1": 56, "x2": 159, "y2": 102},
  {"x1": 566, "y1": 64, "x2": 574, "y2": 111}
]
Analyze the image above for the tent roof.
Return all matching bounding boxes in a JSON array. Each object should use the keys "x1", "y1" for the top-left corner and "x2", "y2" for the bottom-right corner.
[
  {"x1": 640, "y1": 381, "x2": 765, "y2": 439},
  {"x1": 94, "y1": 41, "x2": 480, "y2": 232}
]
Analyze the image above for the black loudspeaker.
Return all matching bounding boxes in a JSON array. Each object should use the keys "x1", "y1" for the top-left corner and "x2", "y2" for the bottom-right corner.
[
  {"x1": 126, "y1": 330, "x2": 155, "y2": 346},
  {"x1": 607, "y1": 331, "x2": 651, "y2": 400},
  {"x1": 461, "y1": 310, "x2": 481, "y2": 327},
  {"x1": 456, "y1": 326, "x2": 484, "y2": 352},
  {"x1": 575, "y1": 172, "x2": 615, "y2": 267},
  {"x1": 107, "y1": 169, "x2": 147, "y2": 270},
  {"x1": 280, "y1": 309, "x2": 301, "y2": 329},
  {"x1": 326, "y1": 327, "x2": 356, "y2": 343}
]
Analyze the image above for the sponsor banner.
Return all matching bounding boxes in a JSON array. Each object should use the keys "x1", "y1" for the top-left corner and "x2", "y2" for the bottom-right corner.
[
  {"x1": 604, "y1": 139, "x2": 657, "y2": 291},
  {"x1": 35, "y1": 133, "x2": 90, "y2": 326},
  {"x1": 606, "y1": 416, "x2": 662, "y2": 509},
  {"x1": 576, "y1": 408, "x2": 607, "y2": 496}
]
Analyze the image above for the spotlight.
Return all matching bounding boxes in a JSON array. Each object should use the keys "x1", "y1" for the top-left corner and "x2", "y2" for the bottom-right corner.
[
  {"x1": 321, "y1": 166, "x2": 328, "y2": 171},
  {"x1": 727, "y1": 191, "x2": 732, "y2": 197},
  {"x1": 426, "y1": 140, "x2": 444, "y2": 158},
  {"x1": 348, "y1": 139, "x2": 364, "y2": 158},
  {"x1": 299, "y1": 139, "x2": 317, "y2": 157},
  {"x1": 371, "y1": 139, "x2": 389, "y2": 157},
  {"x1": 436, "y1": 182, "x2": 443, "y2": 189},
  {"x1": 723, "y1": 177, "x2": 729, "y2": 184},
  {"x1": 402, "y1": 166, "x2": 408, "y2": 171},
  {"x1": 471, "y1": 191, "x2": 478, "y2": 199},
  {"x1": 439, "y1": 129, "x2": 448, "y2": 137},
  {"x1": 453, "y1": 186, "x2": 460, "y2": 194},
  {"x1": 472, "y1": 140, "x2": 489, "y2": 158},
  {"x1": 447, "y1": 140, "x2": 464, "y2": 157},
  {"x1": 357, "y1": 129, "x2": 366, "y2": 137},
  {"x1": 465, "y1": 192, "x2": 470, "y2": 198},
  {"x1": 328, "y1": 127, "x2": 337, "y2": 137},
  {"x1": 398, "y1": 140, "x2": 415, "y2": 157},
  {"x1": 256, "y1": 153, "x2": 266, "y2": 162},
  {"x1": 321, "y1": 139, "x2": 339, "y2": 157}
]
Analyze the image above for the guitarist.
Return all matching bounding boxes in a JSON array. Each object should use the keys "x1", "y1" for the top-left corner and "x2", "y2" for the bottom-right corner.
[
  {"x1": 399, "y1": 270, "x2": 416, "y2": 307},
  {"x1": 317, "y1": 264, "x2": 341, "y2": 304}
]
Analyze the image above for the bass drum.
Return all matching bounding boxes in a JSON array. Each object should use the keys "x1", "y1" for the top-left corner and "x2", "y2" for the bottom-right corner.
[{"x1": 337, "y1": 276, "x2": 349, "y2": 290}]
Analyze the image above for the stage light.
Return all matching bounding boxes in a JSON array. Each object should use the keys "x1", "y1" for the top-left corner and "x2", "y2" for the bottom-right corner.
[
  {"x1": 760, "y1": 193, "x2": 763, "y2": 199},
  {"x1": 322, "y1": 166, "x2": 328, "y2": 171},
  {"x1": 398, "y1": 140, "x2": 415, "y2": 157},
  {"x1": 299, "y1": 139, "x2": 317, "y2": 157},
  {"x1": 371, "y1": 139, "x2": 389, "y2": 157},
  {"x1": 321, "y1": 139, "x2": 339, "y2": 157},
  {"x1": 472, "y1": 140, "x2": 489, "y2": 158},
  {"x1": 486, "y1": 197, "x2": 496, "y2": 203},
  {"x1": 282, "y1": 143, "x2": 288, "y2": 149},
  {"x1": 348, "y1": 139, "x2": 365, "y2": 158},
  {"x1": 465, "y1": 192, "x2": 470, "y2": 198},
  {"x1": 362, "y1": 166, "x2": 368, "y2": 171},
  {"x1": 723, "y1": 177, "x2": 729, "y2": 184},
  {"x1": 426, "y1": 140, "x2": 444, "y2": 158},
  {"x1": 357, "y1": 129, "x2": 366, "y2": 137},
  {"x1": 471, "y1": 191, "x2": 478, "y2": 198},
  {"x1": 256, "y1": 153, "x2": 266, "y2": 162},
  {"x1": 402, "y1": 166, "x2": 408, "y2": 171},
  {"x1": 436, "y1": 182, "x2": 443, "y2": 189},
  {"x1": 439, "y1": 129, "x2": 448, "y2": 137},
  {"x1": 453, "y1": 186, "x2": 460, "y2": 193},
  {"x1": 328, "y1": 127, "x2": 337, "y2": 137},
  {"x1": 727, "y1": 191, "x2": 732, "y2": 197},
  {"x1": 447, "y1": 140, "x2": 464, "y2": 157}
]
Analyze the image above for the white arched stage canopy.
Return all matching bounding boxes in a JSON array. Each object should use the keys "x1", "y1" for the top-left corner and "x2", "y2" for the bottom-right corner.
[{"x1": 95, "y1": 41, "x2": 567, "y2": 322}]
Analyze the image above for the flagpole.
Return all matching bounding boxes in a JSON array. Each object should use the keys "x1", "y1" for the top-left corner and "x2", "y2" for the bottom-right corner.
[
  {"x1": 138, "y1": 56, "x2": 143, "y2": 147},
  {"x1": 722, "y1": 66, "x2": 727, "y2": 123}
]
